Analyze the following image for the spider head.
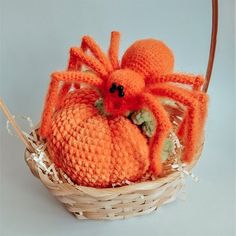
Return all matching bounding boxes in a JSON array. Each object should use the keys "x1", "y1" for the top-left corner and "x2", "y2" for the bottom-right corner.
[{"x1": 103, "y1": 69, "x2": 145, "y2": 116}]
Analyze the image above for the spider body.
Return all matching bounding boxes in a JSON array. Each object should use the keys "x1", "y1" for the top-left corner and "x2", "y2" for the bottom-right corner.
[
  {"x1": 121, "y1": 39, "x2": 174, "y2": 78},
  {"x1": 103, "y1": 69, "x2": 145, "y2": 115},
  {"x1": 40, "y1": 31, "x2": 208, "y2": 176},
  {"x1": 100, "y1": 39, "x2": 174, "y2": 116}
]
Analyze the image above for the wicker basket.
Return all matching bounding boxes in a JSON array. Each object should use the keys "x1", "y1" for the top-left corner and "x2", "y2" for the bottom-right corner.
[
  {"x1": 22, "y1": 100, "x2": 204, "y2": 220},
  {"x1": 0, "y1": 0, "x2": 218, "y2": 221},
  {"x1": 24, "y1": 137, "x2": 203, "y2": 220}
]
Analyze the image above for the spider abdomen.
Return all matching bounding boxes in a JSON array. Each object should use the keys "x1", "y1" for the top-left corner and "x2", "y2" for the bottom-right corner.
[{"x1": 121, "y1": 39, "x2": 174, "y2": 78}]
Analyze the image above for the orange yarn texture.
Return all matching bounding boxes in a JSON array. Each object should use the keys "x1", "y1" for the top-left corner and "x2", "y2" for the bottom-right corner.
[
  {"x1": 40, "y1": 31, "x2": 208, "y2": 187},
  {"x1": 48, "y1": 88, "x2": 149, "y2": 187}
]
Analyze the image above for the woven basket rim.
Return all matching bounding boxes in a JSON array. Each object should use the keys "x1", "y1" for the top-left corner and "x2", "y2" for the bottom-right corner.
[
  {"x1": 23, "y1": 115, "x2": 204, "y2": 219},
  {"x1": 24, "y1": 141, "x2": 202, "y2": 194}
]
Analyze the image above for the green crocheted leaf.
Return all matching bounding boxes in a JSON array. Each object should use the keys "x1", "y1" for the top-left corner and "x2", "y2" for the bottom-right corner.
[
  {"x1": 131, "y1": 109, "x2": 155, "y2": 137},
  {"x1": 131, "y1": 109, "x2": 175, "y2": 161},
  {"x1": 142, "y1": 121, "x2": 155, "y2": 137},
  {"x1": 161, "y1": 138, "x2": 174, "y2": 161},
  {"x1": 131, "y1": 109, "x2": 153, "y2": 125}
]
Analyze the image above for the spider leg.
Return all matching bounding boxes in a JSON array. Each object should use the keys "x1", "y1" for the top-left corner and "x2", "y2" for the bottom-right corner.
[
  {"x1": 177, "y1": 115, "x2": 188, "y2": 138},
  {"x1": 80, "y1": 35, "x2": 113, "y2": 72},
  {"x1": 56, "y1": 82, "x2": 72, "y2": 108},
  {"x1": 139, "y1": 93, "x2": 172, "y2": 175},
  {"x1": 67, "y1": 35, "x2": 112, "y2": 73},
  {"x1": 108, "y1": 31, "x2": 120, "y2": 69},
  {"x1": 68, "y1": 47, "x2": 109, "y2": 78},
  {"x1": 58, "y1": 44, "x2": 86, "y2": 102},
  {"x1": 148, "y1": 73, "x2": 204, "y2": 91},
  {"x1": 148, "y1": 73, "x2": 205, "y2": 140},
  {"x1": 194, "y1": 91, "x2": 208, "y2": 131},
  {"x1": 178, "y1": 90, "x2": 208, "y2": 140},
  {"x1": 56, "y1": 70, "x2": 96, "y2": 109},
  {"x1": 57, "y1": 46, "x2": 109, "y2": 105},
  {"x1": 150, "y1": 84, "x2": 203, "y2": 163},
  {"x1": 40, "y1": 71, "x2": 103, "y2": 138},
  {"x1": 58, "y1": 34, "x2": 114, "y2": 108}
]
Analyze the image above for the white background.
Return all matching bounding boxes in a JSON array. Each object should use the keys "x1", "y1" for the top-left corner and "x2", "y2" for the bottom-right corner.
[{"x1": 0, "y1": 0, "x2": 235, "y2": 235}]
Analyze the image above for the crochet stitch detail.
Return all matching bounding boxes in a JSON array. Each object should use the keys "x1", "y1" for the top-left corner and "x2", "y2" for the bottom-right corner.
[{"x1": 40, "y1": 31, "x2": 208, "y2": 187}]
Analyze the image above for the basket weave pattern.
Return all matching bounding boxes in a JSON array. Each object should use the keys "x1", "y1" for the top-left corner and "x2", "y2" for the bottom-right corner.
[{"x1": 25, "y1": 134, "x2": 203, "y2": 220}]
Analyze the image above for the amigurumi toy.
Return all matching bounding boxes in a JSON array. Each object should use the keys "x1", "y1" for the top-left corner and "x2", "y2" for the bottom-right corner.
[{"x1": 39, "y1": 31, "x2": 208, "y2": 187}]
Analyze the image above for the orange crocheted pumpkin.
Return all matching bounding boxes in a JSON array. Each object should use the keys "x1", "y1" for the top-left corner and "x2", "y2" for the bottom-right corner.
[{"x1": 47, "y1": 88, "x2": 149, "y2": 187}]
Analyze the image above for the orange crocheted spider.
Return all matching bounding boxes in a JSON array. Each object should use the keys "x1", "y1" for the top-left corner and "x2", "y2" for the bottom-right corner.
[{"x1": 40, "y1": 31, "x2": 208, "y2": 176}]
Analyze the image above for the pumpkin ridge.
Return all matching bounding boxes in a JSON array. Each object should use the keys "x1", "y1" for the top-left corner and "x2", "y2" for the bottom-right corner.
[
  {"x1": 108, "y1": 116, "x2": 149, "y2": 184},
  {"x1": 48, "y1": 88, "x2": 150, "y2": 187}
]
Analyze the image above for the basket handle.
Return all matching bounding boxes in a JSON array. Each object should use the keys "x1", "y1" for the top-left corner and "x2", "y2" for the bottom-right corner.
[
  {"x1": 0, "y1": 98, "x2": 34, "y2": 152},
  {"x1": 202, "y1": 0, "x2": 218, "y2": 92}
]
